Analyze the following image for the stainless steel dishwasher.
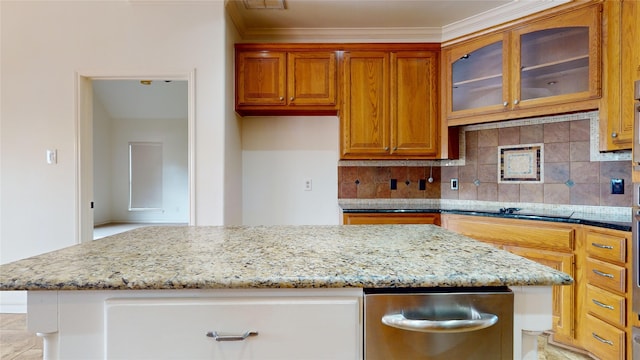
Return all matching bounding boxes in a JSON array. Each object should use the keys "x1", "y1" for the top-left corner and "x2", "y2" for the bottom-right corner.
[{"x1": 364, "y1": 287, "x2": 513, "y2": 359}]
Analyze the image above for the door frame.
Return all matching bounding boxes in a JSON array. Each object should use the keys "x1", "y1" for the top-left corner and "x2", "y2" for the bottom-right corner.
[{"x1": 75, "y1": 71, "x2": 196, "y2": 243}]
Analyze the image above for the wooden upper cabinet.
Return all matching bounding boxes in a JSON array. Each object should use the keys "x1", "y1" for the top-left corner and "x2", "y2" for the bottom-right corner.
[
  {"x1": 443, "y1": 33, "x2": 509, "y2": 120},
  {"x1": 287, "y1": 52, "x2": 337, "y2": 107},
  {"x1": 600, "y1": 0, "x2": 639, "y2": 151},
  {"x1": 341, "y1": 48, "x2": 440, "y2": 159},
  {"x1": 443, "y1": 2, "x2": 602, "y2": 126},
  {"x1": 341, "y1": 51, "x2": 390, "y2": 157},
  {"x1": 236, "y1": 51, "x2": 287, "y2": 107},
  {"x1": 235, "y1": 45, "x2": 338, "y2": 116},
  {"x1": 391, "y1": 51, "x2": 439, "y2": 157}
]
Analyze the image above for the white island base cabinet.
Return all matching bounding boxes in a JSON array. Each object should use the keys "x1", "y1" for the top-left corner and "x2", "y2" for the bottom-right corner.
[
  {"x1": 105, "y1": 296, "x2": 360, "y2": 359},
  {"x1": 29, "y1": 288, "x2": 362, "y2": 360},
  {"x1": 27, "y1": 287, "x2": 552, "y2": 360}
]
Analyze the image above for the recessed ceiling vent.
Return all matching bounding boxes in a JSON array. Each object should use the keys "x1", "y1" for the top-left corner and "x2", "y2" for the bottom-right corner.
[{"x1": 243, "y1": 0, "x2": 285, "y2": 10}]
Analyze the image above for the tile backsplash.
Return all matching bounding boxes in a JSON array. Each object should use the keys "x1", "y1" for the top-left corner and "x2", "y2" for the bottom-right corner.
[{"x1": 338, "y1": 113, "x2": 632, "y2": 207}]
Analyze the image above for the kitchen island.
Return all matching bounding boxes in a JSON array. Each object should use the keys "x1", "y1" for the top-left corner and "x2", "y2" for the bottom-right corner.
[{"x1": 0, "y1": 225, "x2": 572, "y2": 359}]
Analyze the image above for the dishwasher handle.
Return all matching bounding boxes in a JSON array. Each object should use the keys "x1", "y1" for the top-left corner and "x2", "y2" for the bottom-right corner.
[{"x1": 381, "y1": 312, "x2": 498, "y2": 333}]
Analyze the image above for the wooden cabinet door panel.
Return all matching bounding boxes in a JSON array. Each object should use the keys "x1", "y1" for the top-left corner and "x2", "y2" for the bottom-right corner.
[
  {"x1": 391, "y1": 51, "x2": 439, "y2": 157},
  {"x1": 287, "y1": 52, "x2": 337, "y2": 106},
  {"x1": 341, "y1": 51, "x2": 390, "y2": 157},
  {"x1": 601, "y1": 0, "x2": 638, "y2": 151},
  {"x1": 237, "y1": 51, "x2": 286, "y2": 106},
  {"x1": 506, "y1": 246, "x2": 574, "y2": 342}
]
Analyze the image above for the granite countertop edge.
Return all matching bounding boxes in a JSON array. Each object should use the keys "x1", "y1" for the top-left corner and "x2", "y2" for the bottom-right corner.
[{"x1": 0, "y1": 225, "x2": 573, "y2": 291}]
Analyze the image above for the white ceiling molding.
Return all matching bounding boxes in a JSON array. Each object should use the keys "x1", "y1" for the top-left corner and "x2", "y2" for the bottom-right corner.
[
  {"x1": 441, "y1": 0, "x2": 572, "y2": 43},
  {"x1": 227, "y1": 0, "x2": 571, "y2": 43},
  {"x1": 239, "y1": 27, "x2": 444, "y2": 43}
]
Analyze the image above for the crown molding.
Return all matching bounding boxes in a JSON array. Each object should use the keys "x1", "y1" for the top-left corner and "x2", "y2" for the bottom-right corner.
[
  {"x1": 227, "y1": 0, "x2": 571, "y2": 43},
  {"x1": 239, "y1": 27, "x2": 443, "y2": 43},
  {"x1": 441, "y1": 0, "x2": 571, "y2": 43}
]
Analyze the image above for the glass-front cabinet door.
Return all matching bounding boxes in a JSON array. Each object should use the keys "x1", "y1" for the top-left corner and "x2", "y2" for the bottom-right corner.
[
  {"x1": 444, "y1": 3, "x2": 601, "y2": 126},
  {"x1": 444, "y1": 33, "x2": 510, "y2": 121},
  {"x1": 511, "y1": 4, "x2": 600, "y2": 108}
]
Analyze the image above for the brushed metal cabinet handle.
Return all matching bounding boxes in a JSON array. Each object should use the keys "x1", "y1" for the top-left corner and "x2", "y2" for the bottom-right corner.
[
  {"x1": 592, "y1": 269, "x2": 614, "y2": 278},
  {"x1": 206, "y1": 331, "x2": 258, "y2": 341},
  {"x1": 592, "y1": 299, "x2": 614, "y2": 310},
  {"x1": 591, "y1": 242, "x2": 614, "y2": 250},
  {"x1": 592, "y1": 332, "x2": 614, "y2": 346}
]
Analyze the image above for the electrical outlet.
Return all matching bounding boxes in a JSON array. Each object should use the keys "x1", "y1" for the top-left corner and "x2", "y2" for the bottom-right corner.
[
  {"x1": 304, "y1": 178, "x2": 312, "y2": 191},
  {"x1": 611, "y1": 178, "x2": 624, "y2": 194},
  {"x1": 450, "y1": 178, "x2": 458, "y2": 190}
]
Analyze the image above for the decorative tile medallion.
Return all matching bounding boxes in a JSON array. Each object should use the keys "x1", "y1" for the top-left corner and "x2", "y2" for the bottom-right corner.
[{"x1": 498, "y1": 143, "x2": 543, "y2": 183}]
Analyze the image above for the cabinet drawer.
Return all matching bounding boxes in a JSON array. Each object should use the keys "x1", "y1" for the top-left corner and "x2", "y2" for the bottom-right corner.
[
  {"x1": 586, "y1": 258, "x2": 626, "y2": 294},
  {"x1": 442, "y1": 215, "x2": 574, "y2": 251},
  {"x1": 343, "y1": 213, "x2": 440, "y2": 225},
  {"x1": 585, "y1": 231, "x2": 627, "y2": 264},
  {"x1": 586, "y1": 284, "x2": 626, "y2": 327},
  {"x1": 585, "y1": 314, "x2": 625, "y2": 360},
  {"x1": 105, "y1": 296, "x2": 361, "y2": 359}
]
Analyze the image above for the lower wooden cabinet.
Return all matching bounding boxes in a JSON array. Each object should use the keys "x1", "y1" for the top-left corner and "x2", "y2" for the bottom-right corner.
[
  {"x1": 343, "y1": 211, "x2": 632, "y2": 358},
  {"x1": 441, "y1": 214, "x2": 633, "y2": 359},
  {"x1": 581, "y1": 226, "x2": 632, "y2": 360},
  {"x1": 505, "y1": 246, "x2": 575, "y2": 344},
  {"x1": 441, "y1": 214, "x2": 577, "y2": 345}
]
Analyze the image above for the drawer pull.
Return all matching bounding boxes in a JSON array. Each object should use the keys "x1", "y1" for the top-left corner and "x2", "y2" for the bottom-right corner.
[
  {"x1": 592, "y1": 269, "x2": 614, "y2": 278},
  {"x1": 592, "y1": 332, "x2": 614, "y2": 346},
  {"x1": 591, "y1": 242, "x2": 614, "y2": 250},
  {"x1": 592, "y1": 299, "x2": 614, "y2": 310},
  {"x1": 206, "y1": 331, "x2": 258, "y2": 341}
]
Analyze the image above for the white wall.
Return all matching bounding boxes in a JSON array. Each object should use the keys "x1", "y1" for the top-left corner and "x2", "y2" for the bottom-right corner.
[
  {"x1": 242, "y1": 116, "x2": 340, "y2": 225},
  {"x1": 224, "y1": 11, "x2": 244, "y2": 225},
  {"x1": 105, "y1": 117, "x2": 188, "y2": 224},
  {"x1": 0, "y1": 1, "x2": 238, "y2": 311},
  {"x1": 93, "y1": 96, "x2": 113, "y2": 225}
]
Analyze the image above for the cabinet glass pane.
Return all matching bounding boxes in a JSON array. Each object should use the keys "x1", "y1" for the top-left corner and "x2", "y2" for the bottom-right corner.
[
  {"x1": 451, "y1": 41, "x2": 503, "y2": 112},
  {"x1": 520, "y1": 27, "x2": 589, "y2": 101}
]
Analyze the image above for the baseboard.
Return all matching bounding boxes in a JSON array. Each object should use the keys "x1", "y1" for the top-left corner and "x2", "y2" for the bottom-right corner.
[{"x1": 0, "y1": 291, "x2": 27, "y2": 313}]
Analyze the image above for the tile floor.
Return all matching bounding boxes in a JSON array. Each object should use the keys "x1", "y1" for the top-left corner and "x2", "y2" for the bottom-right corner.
[{"x1": 0, "y1": 314, "x2": 43, "y2": 360}]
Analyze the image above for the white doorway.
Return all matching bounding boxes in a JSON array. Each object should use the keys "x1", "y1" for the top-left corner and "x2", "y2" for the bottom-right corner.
[{"x1": 77, "y1": 73, "x2": 195, "y2": 243}]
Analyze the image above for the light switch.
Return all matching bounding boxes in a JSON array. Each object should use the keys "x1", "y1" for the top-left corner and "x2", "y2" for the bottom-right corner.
[{"x1": 46, "y1": 149, "x2": 57, "y2": 164}]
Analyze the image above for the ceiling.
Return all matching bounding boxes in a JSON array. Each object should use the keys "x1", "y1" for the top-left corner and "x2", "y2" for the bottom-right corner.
[
  {"x1": 225, "y1": 0, "x2": 569, "y2": 42},
  {"x1": 93, "y1": 80, "x2": 188, "y2": 121},
  {"x1": 94, "y1": 0, "x2": 569, "y2": 119}
]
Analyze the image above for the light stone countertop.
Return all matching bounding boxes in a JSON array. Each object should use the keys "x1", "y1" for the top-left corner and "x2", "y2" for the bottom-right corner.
[{"x1": 0, "y1": 225, "x2": 572, "y2": 291}]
